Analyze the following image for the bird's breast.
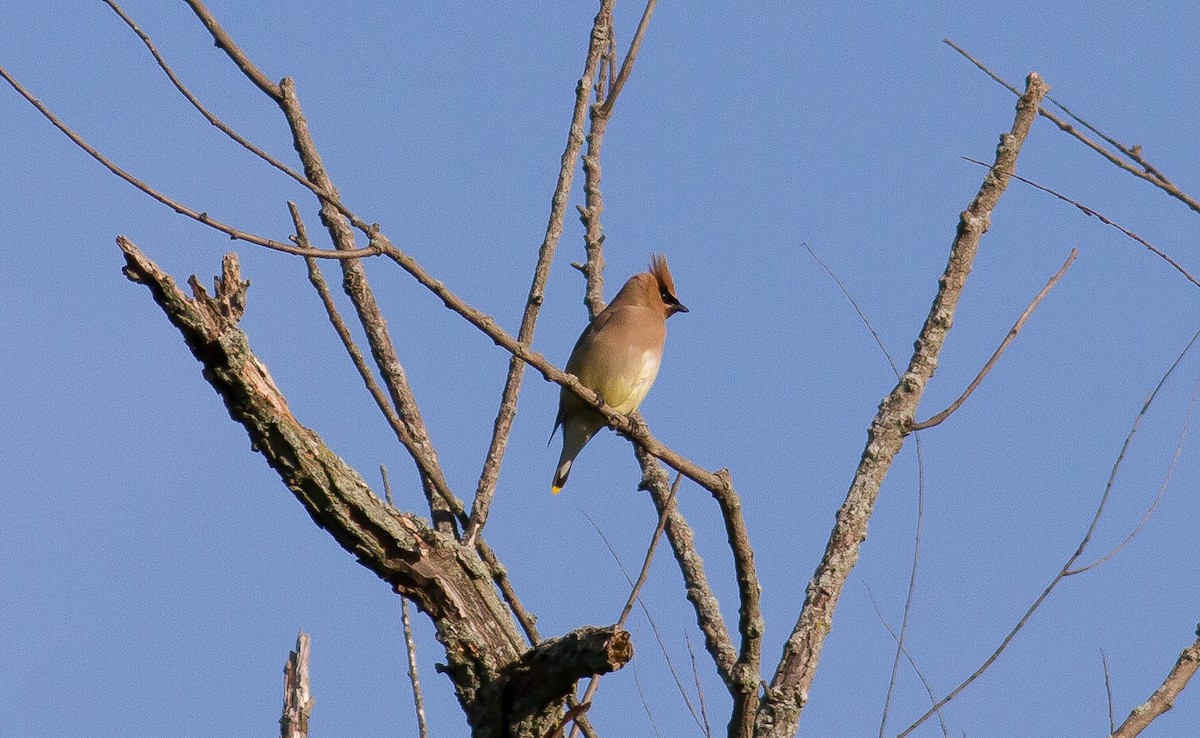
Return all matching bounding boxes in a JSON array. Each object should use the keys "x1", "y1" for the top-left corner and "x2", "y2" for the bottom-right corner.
[{"x1": 607, "y1": 349, "x2": 661, "y2": 414}]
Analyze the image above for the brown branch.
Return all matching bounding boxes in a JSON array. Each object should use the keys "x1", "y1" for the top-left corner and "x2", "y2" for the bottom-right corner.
[
  {"x1": 960, "y1": 157, "x2": 1200, "y2": 289},
  {"x1": 400, "y1": 598, "x2": 431, "y2": 738},
  {"x1": 1103, "y1": 650, "x2": 1117, "y2": 736},
  {"x1": 1111, "y1": 628, "x2": 1200, "y2": 738},
  {"x1": 577, "y1": 102, "x2": 610, "y2": 318},
  {"x1": 945, "y1": 39, "x2": 1200, "y2": 217},
  {"x1": 463, "y1": 0, "x2": 618, "y2": 546},
  {"x1": 898, "y1": 325, "x2": 1200, "y2": 736},
  {"x1": 180, "y1": 0, "x2": 457, "y2": 526},
  {"x1": 117, "y1": 238, "x2": 599, "y2": 733},
  {"x1": 635, "y1": 449, "x2": 739, "y2": 687},
  {"x1": 912, "y1": 247, "x2": 1077, "y2": 430},
  {"x1": 577, "y1": 0, "x2": 657, "y2": 317},
  {"x1": 0, "y1": 64, "x2": 377, "y2": 260},
  {"x1": 103, "y1": 0, "x2": 314, "y2": 191},
  {"x1": 500, "y1": 626, "x2": 632, "y2": 730},
  {"x1": 720, "y1": 470, "x2": 764, "y2": 737},
  {"x1": 183, "y1": 0, "x2": 282, "y2": 100},
  {"x1": 280, "y1": 631, "x2": 313, "y2": 738},
  {"x1": 755, "y1": 72, "x2": 1051, "y2": 738},
  {"x1": 295, "y1": 203, "x2": 446, "y2": 528},
  {"x1": 597, "y1": 0, "x2": 657, "y2": 117}
]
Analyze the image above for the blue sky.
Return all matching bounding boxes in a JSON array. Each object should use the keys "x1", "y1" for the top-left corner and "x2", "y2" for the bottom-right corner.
[{"x1": 3, "y1": 2, "x2": 1199, "y2": 736}]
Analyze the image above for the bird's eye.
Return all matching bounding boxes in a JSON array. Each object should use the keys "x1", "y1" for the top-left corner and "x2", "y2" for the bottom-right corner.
[{"x1": 661, "y1": 290, "x2": 672, "y2": 302}]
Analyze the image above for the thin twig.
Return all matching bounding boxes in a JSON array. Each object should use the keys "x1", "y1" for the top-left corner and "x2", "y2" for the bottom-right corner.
[
  {"x1": 542, "y1": 702, "x2": 594, "y2": 738},
  {"x1": 1071, "y1": 365, "x2": 1200, "y2": 574},
  {"x1": 880, "y1": 430, "x2": 929, "y2": 738},
  {"x1": 686, "y1": 634, "x2": 714, "y2": 738},
  {"x1": 898, "y1": 326, "x2": 1200, "y2": 736},
  {"x1": 572, "y1": 475, "x2": 689, "y2": 738},
  {"x1": 400, "y1": 598, "x2": 430, "y2": 738},
  {"x1": 0, "y1": 64, "x2": 376, "y2": 260},
  {"x1": 280, "y1": 631, "x2": 314, "y2": 738},
  {"x1": 463, "y1": 0, "x2": 618, "y2": 546},
  {"x1": 619, "y1": 473, "x2": 682, "y2": 628},
  {"x1": 945, "y1": 38, "x2": 1200, "y2": 216},
  {"x1": 380, "y1": 464, "x2": 393, "y2": 506},
  {"x1": 581, "y1": 506, "x2": 706, "y2": 735},
  {"x1": 632, "y1": 659, "x2": 666, "y2": 738},
  {"x1": 803, "y1": 244, "x2": 901, "y2": 376},
  {"x1": 961, "y1": 157, "x2": 1200, "y2": 289},
  {"x1": 1045, "y1": 96, "x2": 1177, "y2": 189},
  {"x1": 1102, "y1": 649, "x2": 1116, "y2": 736},
  {"x1": 598, "y1": 0, "x2": 658, "y2": 117},
  {"x1": 1111, "y1": 627, "x2": 1200, "y2": 738},
  {"x1": 863, "y1": 586, "x2": 949, "y2": 738},
  {"x1": 103, "y1": 0, "x2": 315, "y2": 190},
  {"x1": 912, "y1": 248, "x2": 1078, "y2": 430}
]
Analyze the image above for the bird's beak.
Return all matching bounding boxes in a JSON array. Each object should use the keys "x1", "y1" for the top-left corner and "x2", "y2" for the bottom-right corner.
[{"x1": 670, "y1": 301, "x2": 689, "y2": 315}]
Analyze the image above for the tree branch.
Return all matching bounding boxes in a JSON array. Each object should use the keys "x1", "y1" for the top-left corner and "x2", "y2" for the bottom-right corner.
[
  {"x1": 0, "y1": 63, "x2": 377, "y2": 260},
  {"x1": 1111, "y1": 628, "x2": 1200, "y2": 738},
  {"x1": 463, "y1": 0, "x2": 618, "y2": 546},
  {"x1": 912, "y1": 247, "x2": 1077, "y2": 430},
  {"x1": 499, "y1": 626, "x2": 632, "y2": 730},
  {"x1": 117, "y1": 237, "x2": 586, "y2": 734},
  {"x1": 401, "y1": 598, "x2": 431, "y2": 738},
  {"x1": 898, "y1": 325, "x2": 1200, "y2": 737},
  {"x1": 754, "y1": 72, "x2": 1051, "y2": 738},
  {"x1": 104, "y1": 0, "x2": 314, "y2": 191},
  {"x1": 280, "y1": 631, "x2": 314, "y2": 738},
  {"x1": 636, "y1": 450, "x2": 738, "y2": 685},
  {"x1": 945, "y1": 38, "x2": 1200, "y2": 217}
]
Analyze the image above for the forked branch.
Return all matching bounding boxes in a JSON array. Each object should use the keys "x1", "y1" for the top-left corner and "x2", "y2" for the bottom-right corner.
[{"x1": 753, "y1": 72, "x2": 1050, "y2": 738}]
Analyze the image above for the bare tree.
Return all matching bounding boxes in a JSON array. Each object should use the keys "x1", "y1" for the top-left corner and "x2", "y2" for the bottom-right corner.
[{"x1": 4, "y1": 4, "x2": 1198, "y2": 737}]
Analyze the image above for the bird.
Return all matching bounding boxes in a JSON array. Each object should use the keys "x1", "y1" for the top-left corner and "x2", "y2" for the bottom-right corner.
[{"x1": 551, "y1": 253, "x2": 688, "y2": 493}]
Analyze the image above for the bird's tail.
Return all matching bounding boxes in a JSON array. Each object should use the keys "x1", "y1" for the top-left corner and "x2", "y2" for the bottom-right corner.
[
  {"x1": 552, "y1": 414, "x2": 600, "y2": 494},
  {"x1": 551, "y1": 458, "x2": 572, "y2": 495}
]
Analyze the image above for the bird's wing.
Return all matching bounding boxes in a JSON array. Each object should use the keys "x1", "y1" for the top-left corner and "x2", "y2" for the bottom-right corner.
[{"x1": 570, "y1": 305, "x2": 665, "y2": 413}]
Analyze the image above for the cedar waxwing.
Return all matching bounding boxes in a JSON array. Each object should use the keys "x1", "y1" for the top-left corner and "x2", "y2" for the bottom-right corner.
[{"x1": 551, "y1": 254, "x2": 688, "y2": 493}]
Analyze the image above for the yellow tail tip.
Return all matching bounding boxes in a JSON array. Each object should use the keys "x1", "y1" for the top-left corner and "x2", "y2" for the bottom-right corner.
[{"x1": 551, "y1": 485, "x2": 563, "y2": 495}]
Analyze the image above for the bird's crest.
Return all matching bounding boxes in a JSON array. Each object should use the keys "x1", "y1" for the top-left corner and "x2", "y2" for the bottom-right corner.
[{"x1": 649, "y1": 253, "x2": 678, "y2": 300}]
